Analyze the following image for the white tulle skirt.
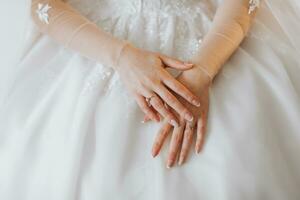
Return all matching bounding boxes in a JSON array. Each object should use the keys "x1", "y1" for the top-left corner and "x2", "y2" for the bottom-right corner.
[{"x1": 0, "y1": 0, "x2": 300, "y2": 199}]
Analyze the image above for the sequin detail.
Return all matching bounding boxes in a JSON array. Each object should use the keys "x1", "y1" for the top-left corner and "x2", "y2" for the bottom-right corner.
[{"x1": 80, "y1": 65, "x2": 114, "y2": 95}]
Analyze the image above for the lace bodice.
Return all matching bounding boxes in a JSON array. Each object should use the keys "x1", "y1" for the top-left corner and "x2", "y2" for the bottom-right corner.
[{"x1": 68, "y1": 0, "x2": 219, "y2": 18}]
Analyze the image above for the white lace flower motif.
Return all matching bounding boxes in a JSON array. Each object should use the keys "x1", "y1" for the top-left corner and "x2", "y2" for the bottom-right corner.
[
  {"x1": 248, "y1": 0, "x2": 260, "y2": 14},
  {"x1": 36, "y1": 3, "x2": 52, "y2": 24}
]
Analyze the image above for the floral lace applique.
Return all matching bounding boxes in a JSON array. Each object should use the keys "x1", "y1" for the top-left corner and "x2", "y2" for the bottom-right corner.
[
  {"x1": 36, "y1": 3, "x2": 52, "y2": 24},
  {"x1": 248, "y1": 0, "x2": 260, "y2": 14}
]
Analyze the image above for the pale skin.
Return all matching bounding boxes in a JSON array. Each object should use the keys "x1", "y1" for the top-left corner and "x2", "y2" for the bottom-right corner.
[
  {"x1": 146, "y1": 0, "x2": 256, "y2": 168},
  {"x1": 151, "y1": 67, "x2": 211, "y2": 168},
  {"x1": 116, "y1": 44, "x2": 202, "y2": 126}
]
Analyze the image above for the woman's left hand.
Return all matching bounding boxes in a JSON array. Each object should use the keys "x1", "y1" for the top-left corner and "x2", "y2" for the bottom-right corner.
[{"x1": 148, "y1": 66, "x2": 211, "y2": 168}]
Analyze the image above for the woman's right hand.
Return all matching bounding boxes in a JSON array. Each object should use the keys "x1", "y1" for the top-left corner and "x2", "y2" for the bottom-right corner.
[{"x1": 116, "y1": 44, "x2": 201, "y2": 127}]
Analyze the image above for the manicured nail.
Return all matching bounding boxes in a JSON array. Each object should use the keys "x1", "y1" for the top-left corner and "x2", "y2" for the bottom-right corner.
[
  {"x1": 167, "y1": 160, "x2": 173, "y2": 168},
  {"x1": 152, "y1": 148, "x2": 158, "y2": 158},
  {"x1": 193, "y1": 99, "x2": 201, "y2": 107},
  {"x1": 170, "y1": 119, "x2": 179, "y2": 127},
  {"x1": 196, "y1": 146, "x2": 201, "y2": 154},
  {"x1": 185, "y1": 113, "x2": 194, "y2": 122},
  {"x1": 178, "y1": 157, "x2": 184, "y2": 165},
  {"x1": 184, "y1": 62, "x2": 194, "y2": 67}
]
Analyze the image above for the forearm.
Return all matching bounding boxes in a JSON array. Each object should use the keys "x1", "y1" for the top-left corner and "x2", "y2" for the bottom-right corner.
[
  {"x1": 31, "y1": 0, "x2": 126, "y2": 67},
  {"x1": 190, "y1": 0, "x2": 258, "y2": 79}
]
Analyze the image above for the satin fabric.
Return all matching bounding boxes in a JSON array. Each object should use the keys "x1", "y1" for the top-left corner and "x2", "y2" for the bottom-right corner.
[
  {"x1": 0, "y1": 0, "x2": 300, "y2": 199},
  {"x1": 0, "y1": 0, "x2": 31, "y2": 107}
]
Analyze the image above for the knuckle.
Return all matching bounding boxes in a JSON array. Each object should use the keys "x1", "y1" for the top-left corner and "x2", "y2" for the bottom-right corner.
[
  {"x1": 155, "y1": 102, "x2": 164, "y2": 110},
  {"x1": 181, "y1": 148, "x2": 188, "y2": 154},
  {"x1": 165, "y1": 94, "x2": 175, "y2": 104},
  {"x1": 144, "y1": 76, "x2": 160, "y2": 87},
  {"x1": 169, "y1": 151, "x2": 177, "y2": 158},
  {"x1": 173, "y1": 84, "x2": 181, "y2": 92},
  {"x1": 166, "y1": 113, "x2": 174, "y2": 120},
  {"x1": 181, "y1": 108, "x2": 189, "y2": 116},
  {"x1": 154, "y1": 141, "x2": 161, "y2": 147}
]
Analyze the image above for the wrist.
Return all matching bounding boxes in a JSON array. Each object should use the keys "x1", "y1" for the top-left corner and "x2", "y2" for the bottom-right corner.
[
  {"x1": 181, "y1": 66, "x2": 212, "y2": 88},
  {"x1": 189, "y1": 52, "x2": 221, "y2": 80},
  {"x1": 113, "y1": 41, "x2": 131, "y2": 70},
  {"x1": 192, "y1": 61, "x2": 219, "y2": 79},
  {"x1": 94, "y1": 33, "x2": 130, "y2": 69}
]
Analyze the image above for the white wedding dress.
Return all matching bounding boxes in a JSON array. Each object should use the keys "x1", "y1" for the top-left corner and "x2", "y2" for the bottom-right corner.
[{"x1": 0, "y1": 0, "x2": 300, "y2": 199}]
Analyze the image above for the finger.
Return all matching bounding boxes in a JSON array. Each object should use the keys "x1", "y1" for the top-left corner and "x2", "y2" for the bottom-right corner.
[
  {"x1": 167, "y1": 122, "x2": 185, "y2": 168},
  {"x1": 135, "y1": 94, "x2": 160, "y2": 122},
  {"x1": 178, "y1": 123, "x2": 194, "y2": 165},
  {"x1": 143, "y1": 115, "x2": 151, "y2": 123},
  {"x1": 150, "y1": 94, "x2": 179, "y2": 127},
  {"x1": 162, "y1": 73, "x2": 201, "y2": 107},
  {"x1": 159, "y1": 54, "x2": 194, "y2": 70},
  {"x1": 143, "y1": 107, "x2": 163, "y2": 123},
  {"x1": 195, "y1": 111, "x2": 208, "y2": 154},
  {"x1": 154, "y1": 85, "x2": 194, "y2": 122},
  {"x1": 152, "y1": 121, "x2": 172, "y2": 157}
]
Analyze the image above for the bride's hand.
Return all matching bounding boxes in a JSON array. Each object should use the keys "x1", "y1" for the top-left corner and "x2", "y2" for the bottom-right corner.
[
  {"x1": 116, "y1": 44, "x2": 201, "y2": 126},
  {"x1": 149, "y1": 67, "x2": 211, "y2": 168}
]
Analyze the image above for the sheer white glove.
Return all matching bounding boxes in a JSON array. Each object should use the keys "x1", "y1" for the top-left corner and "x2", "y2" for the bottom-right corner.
[
  {"x1": 31, "y1": 0, "x2": 201, "y2": 126},
  {"x1": 190, "y1": 0, "x2": 259, "y2": 78},
  {"x1": 146, "y1": 0, "x2": 259, "y2": 167}
]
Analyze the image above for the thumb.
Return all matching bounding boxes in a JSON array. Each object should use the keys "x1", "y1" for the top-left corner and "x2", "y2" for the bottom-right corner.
[{"x1": 159, "y1": 54, "x2": 194, "y2": 70}]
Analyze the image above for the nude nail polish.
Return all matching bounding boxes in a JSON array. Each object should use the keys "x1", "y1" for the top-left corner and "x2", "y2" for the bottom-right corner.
[
  {"x1": 167, "y1": 160, "x2": 173, "y2": 169},
  {"x1": 185, "y1": 113, "x2": 194, "y2": 122},
  {"x1": 170, "y1": 120, "x2": 178, "y2": 127},
  {"x1": 183, "y1": 62, "x2": 194, "y2": 67},
  {"x1": 152, "y1": 148, "x2": 158, "y2": 158},
  {"x1": 193, "y1": 99, "x2": 201, "y2": 107},
  {"x1": 178, "y1": 157, "x2": 184, "y2": 165}
]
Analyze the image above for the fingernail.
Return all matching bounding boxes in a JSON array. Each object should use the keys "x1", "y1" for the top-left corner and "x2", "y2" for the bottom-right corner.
[
  {"x1": 152, "y1": 148, "x2": 158, "y2": 158},
  {"x1": 193, "y1": 99, "x2": 201, "y2": 107},
  {"x1": 184, "y1": 62, "x2": 194, "y2": 67},
  {"x1": 167, "y1": 160, "x2": 173, "y2": 169},
  {"x1": 178, "y1": 157, "x2": 184, "y2": 165},
  {"x1": 141, "y1": 120, "x2": 145, "y2": 123},
  {"x1": 196, "y1": 146, "x2": 201, "y2": 154},
  {"x1": 170, "y1": 119, "x2": 178, "y2": 127},
  {"x1": 185, "y1": 113, "x2": 194, "y2": 122}
]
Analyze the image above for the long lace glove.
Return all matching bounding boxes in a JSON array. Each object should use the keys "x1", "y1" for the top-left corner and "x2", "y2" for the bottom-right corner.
[
  {"x1": 190, "y1": 0, "x2": 260, "y2": 80},
  {"x1": 31, "y1": 0, "x2": 203, "y2": 127}
]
